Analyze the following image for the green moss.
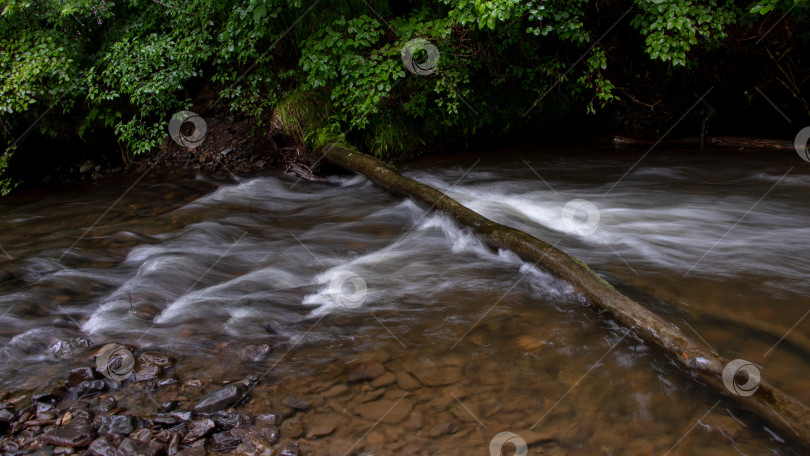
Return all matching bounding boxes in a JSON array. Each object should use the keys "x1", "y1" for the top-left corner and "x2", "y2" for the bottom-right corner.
[
  {"x1": 366, "y1": 116, "x2": 425, "y2": 160},
  {"x1": 272, "y1": 89, "x2": 331, "y2": 140}
]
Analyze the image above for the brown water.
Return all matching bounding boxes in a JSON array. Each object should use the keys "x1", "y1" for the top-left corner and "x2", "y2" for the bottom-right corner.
[{"x1": 0, "y1": 146, "x2": 808, "y2": 455}]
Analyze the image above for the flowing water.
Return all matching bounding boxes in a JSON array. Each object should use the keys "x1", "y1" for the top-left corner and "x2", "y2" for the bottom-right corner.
[{"x1": 0, "y1": 146, "x2": 808, "y2": 455}]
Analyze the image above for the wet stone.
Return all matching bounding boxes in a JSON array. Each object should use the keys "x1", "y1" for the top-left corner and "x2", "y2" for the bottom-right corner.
[
  {"x1": 72, "y1": 409, "x2": 92, "y2": 422},
  {"x1": 132, "y1": 364, "x2": 161, "y2": 383},
  {"x1": 175, "y1": 446, "x2": 207, "y2": 456},
  {"x1": 129, "y1": 428, "x2": 152, "y2": 442},
  {"x1": 209, "y1": 430, "x2": 240, "y2": 452},
  {"x1": 182, "y1": 418, "x2": 215, "y2": 444},
  {"x1": 0, "y1": 409, "x2": 14, "y2": 422},
  {"x1": 51, "y1": 338, "x2": 91, "y2": 359},
  {"x1": 137, "y1": 352, "x2": 175, "y2": 368},
  {"x1": 238, "y1": 344, "x2": 272, "y2": 363},
  {"x1": 53, "y1": 447, "x2": 73, "y2": 456},
  {"x1": 1, "y1": 439, "x2": 20, "y2": 453},
  {"x1": 117, "y1": 437, "x2": 164, "y2": 456},
  {"x1": 278, "y1": 441, "x2": 299, "y2": 456},
  {"x1": 160, "y1": 401, "x2": 180, "y2": 412},
  {"x1": 232, "y1": 425, "x2": 279, "y2": 448},
  {"x1": 98, "y1": 396, "x2": 116, "y2": 413},
  {"x1": 28, "y1": 445, "x2": 55, "y2": 456},
  {"x1": 212, "y1": 411, "x2": 251, "y2": 430},
  {"x1": 86, "y1": 434, "x2": 123, "y2": 456},
  {"x1": 33, "y1": 386, "x2": 66, "y2": 403},
  {"x1": 150, "y1": 415, "x2": 179, "y2": 428},
  {"x1": 279, "y1": 417, "x2": 303, "y2": 439},
  {"x1": 157, "y1": 378, "x2": 178, "y2": 389},
  {"x1": 68, "y1": 367, "x2": 97, "y2": 387},
  {"x1": 167, "y1": 432, "x2": 181, "y2": 454},
  {"x1": 97, "y1": 415, "x2": 139, "y2": 436},
  {"x1": 169, "y1": 411, "x2": 193, "y2": 422},
  {"x1": 73, "y1": 380, "x2": 107, "y2": 397},
  {"x1": 254, "y1": 413, "x2": 279, "y2": 426},
  {"x1": 193, "y1": 381, "x2": 249, "y2": 414},
  {"x1": 42, "y1": 419, "x2": 95, "y2": 447}
]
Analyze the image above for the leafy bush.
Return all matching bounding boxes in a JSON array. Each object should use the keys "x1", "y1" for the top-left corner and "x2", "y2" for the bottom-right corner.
[{"x1": 0, "y1": 0, "x2": 807, "y2": 191}]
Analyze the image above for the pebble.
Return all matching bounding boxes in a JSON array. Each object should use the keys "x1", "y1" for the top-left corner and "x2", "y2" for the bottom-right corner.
[
  {"x1": 169, "y1": 411, "x2": 193, "y2": 422},
  {"x1": 254, "y1": 413, "x2": 279, "y2": 426},
  {"x1": 42, "y1": 419, "x2": 95, "y2": 447},
  {"x1": 160, "y1": 401, "x2": 180, "y2": 412},
  {"x1": 209, "y1": 430, "x2": 240, "y2": 452},
  {"x1": 175, "y1": 446, "x2": 207, "y2": 456},
  {"x1": 347, "y1": 362, "x2": 386, "y2": 382},
  {"x1": 232, "y1": 425, "x2": 278, "y2": 456},
  {"x1": 50, "y1": 338, "x2": 91, "y2": 359},
  {"x1": 137, "y1": 352, "x2": 175, "y2": 368},
  {"x1": 129, "y1": 428, "x2": 152, "y2": 442},
  {"x1": 370, "y1": 372, "x2": 396, "y2": 388},
  {"x1": 97, "y1": 415, "x2": 139, "y2": 436},
  {"x1": 182, "y1": 418, "x2": 215, "y2": 443},
  {"x1": 354, "y1": 398, "x2": 413, "y2": 424},
  {"x1": 85, "y1": 434, "x2": 123, "y2": 456},
  {"x1": 320, "y1": 384, "x2": 348, "y2": 398},
  {"x1": 0, "y1": 408, "x2": 15, "y2": 423},
  {"x1": 280, "y1": 417, "x2": 303, "y2": 438},
  {"x1": 212, "y1": 411, "x2": 251, "y2": 429},
  {"x1": 73, "y1": 380, "x2": 107, "y2": 397},
  {"x1": 117, "y1": 437, "x2": 163, "y2": 456},
  {"x1": 394, "y1": 370, "x2": 421, "y2": 390},
  {"x1": 278, "y1": 441, "x2": 299, "y2": 456},
  {"x1": 305, "y1": 414, "x2": 338, "y2": 438},
  {"x1": 98, "y1": 395, "x2": 116, "y2": 413},
  {"x1": 193, "y1": 379, "x2": 252, "y2": 414},
  {"x1": 280, "y1": 397, "x2": 310, "y2": 410},
  {"x1": 238, "y1": 344, "x2": 272, "y2": 363},
  {"x1": 68, "y1": 367, "x2": 97, "y2": 386},
  {"x1": 132, "y1": 364, "x2": 161, "y2": 382}
]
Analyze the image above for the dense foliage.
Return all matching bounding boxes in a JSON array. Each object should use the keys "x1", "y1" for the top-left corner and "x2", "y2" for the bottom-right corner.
[{"x1": 0, "y1": 0, "x2": 807, "y2": 192}]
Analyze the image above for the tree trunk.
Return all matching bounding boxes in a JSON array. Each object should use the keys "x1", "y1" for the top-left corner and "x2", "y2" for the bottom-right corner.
[
  {"x1": 322, "y1": 144, "x2": 810, "y2": 451},
  {"x1": 614, "y1": 135, "x2": 796, "y2": 151}
]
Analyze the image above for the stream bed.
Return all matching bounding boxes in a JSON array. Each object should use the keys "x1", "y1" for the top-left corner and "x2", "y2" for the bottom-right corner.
[{"x1": 0, "y1": 146, "x2": 808, "y2": 455}]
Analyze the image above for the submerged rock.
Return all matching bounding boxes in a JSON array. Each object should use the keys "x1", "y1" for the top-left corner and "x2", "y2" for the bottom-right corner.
[
  {"x1": 280, "y1": 397, "x2": 310, "y2": 410},
  {"x1": 67, "y1": 367, "x2": 97, "y2": 386},
  {"x1": 347, "y1": 362, "x2": 386, "y2": 382},
  {"x1": 238, "y1": 344, "x2": 272, "y2": 363},
  {"x1": 193, "y1": 377, "x2": 255, "y2": 414},
  {"x1": 51, "y1": 337, "x2": 92, "y2": 359}
]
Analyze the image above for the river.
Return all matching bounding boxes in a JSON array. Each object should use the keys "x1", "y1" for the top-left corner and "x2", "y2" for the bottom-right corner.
[{"x1": 0, "y1": 146, "x2": 807, "y2": 455}]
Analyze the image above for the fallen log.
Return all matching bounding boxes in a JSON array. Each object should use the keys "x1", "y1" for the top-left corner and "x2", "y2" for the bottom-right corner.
[
  {"x1": 614, "y1": 135, "x2": 795, "y2": 151},
  {"x1": 321, "y1": 144, "x2": 810, "y2": 450}
]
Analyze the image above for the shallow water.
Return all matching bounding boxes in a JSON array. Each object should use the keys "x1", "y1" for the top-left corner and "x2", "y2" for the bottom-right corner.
[{"x1": 0, "y1": 146, "x2": 808, "y2": 455}]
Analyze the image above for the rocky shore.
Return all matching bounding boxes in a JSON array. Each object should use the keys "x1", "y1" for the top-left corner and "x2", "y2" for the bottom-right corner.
[
  {"x1": 0, "y1": 337, "x2": 502, "y2": 456},
  {"x1": 0, "y1": 342, "x2": 299, "y2": 456}
]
